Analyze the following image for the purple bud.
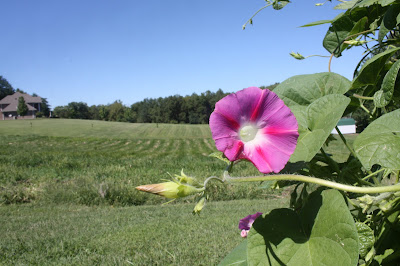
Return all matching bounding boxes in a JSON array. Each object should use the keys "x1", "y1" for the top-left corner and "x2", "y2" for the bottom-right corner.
[{"x1": 238, "y1": 212, "x2": 263, "y2": 231}]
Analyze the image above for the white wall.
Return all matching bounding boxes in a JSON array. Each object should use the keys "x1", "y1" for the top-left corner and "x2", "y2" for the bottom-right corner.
[{"x1": 331, "y1": 125, "x2": 356, "y2": 134}]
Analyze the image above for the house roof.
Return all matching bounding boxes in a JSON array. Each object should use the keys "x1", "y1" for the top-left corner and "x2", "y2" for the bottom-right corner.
[
  {"x1": 0, "y1": 92, "x2": 42, "y2": 104},
  {"x1": 2, "y1": 101, "x2": 37, "y2": 112},
  {"x1": 337, "y1": 118, "x2": 356, "y2": 126}
]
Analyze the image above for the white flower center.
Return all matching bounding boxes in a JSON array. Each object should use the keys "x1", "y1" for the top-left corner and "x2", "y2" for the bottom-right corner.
[{"x1": 239, "y1": 125, "x2": 259, "y2": 142}]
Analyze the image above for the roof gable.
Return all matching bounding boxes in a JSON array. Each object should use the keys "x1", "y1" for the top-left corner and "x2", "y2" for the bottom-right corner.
[{"x1": 0, "y1": 92, "x2": 42, "y2": 104}]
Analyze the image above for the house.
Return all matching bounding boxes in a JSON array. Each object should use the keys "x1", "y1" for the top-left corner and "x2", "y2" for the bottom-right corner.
[
  {"x1": 0, "y1": 92, "x2": 42, "y2": 120},
  {"x1": 331, "y1": 118, "x2": 356, "y2": 134}
]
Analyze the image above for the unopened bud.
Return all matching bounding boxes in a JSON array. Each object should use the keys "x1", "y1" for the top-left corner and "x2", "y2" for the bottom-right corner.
[
  {"x1": 136, "y1": 181, "x2": 204, "y2": 199},
  {"x1": 289, "y1": 52, "x2": 305, "y2": 60},
  {"x1": 175, "y1": 170, "x2": 202, "y2": 187},
  {"x1": 343, "y1": 40, "x2": 367, "y2": 46},
  {"x1": 193, "y1": 197, "x2": 206, "y2": 215}
]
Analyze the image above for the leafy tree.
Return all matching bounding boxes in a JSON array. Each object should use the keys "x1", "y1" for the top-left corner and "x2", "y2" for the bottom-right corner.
[
  {"x1": 108, "y1": 100, "x2": 125, "y2": 122},
  {"x1": 17, "y1": 96, "x2": 28, "y2": 116},
  {"x1": 67, "y1": 102, "x2": 90, "y2": 119},
  {"x1": 40, "y1": 98, "x2": 51, "y2": 117},
  {"x1": 89, "y1": 105, "x2": 100, "y2": 120},
  {"x1": 15, "y1": 88, "x2": 26, "y2": 93},
  {"x1": 53, "y1": 106, "x2": 70, "y2": 118},
  {"x1": 98, "y1": 105, "x2": 109, "y2": 121},
  {"x1": 0, "y1": 76, "x2": 14, "y2": 100}
]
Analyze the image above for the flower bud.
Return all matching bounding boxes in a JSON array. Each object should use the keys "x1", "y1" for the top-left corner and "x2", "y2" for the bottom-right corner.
[
  {"x1": 343, "y1": 40, "x2": 367, "y2": 46},
  {"x1": 136, "y1": 181, "x2": 204, "y2": 199},
  {"x1": 238, "y1": 212, "x2": 263, "y2": 238},
  {"x1": 193, "y1": 197, "x2": 206, "y2": 215},
  {"x1": 175, "y1": 170, "x2": 202, "y2": 187},
  {"x1": 289, "y1": 52, "x2": 305, "y2": 60}
]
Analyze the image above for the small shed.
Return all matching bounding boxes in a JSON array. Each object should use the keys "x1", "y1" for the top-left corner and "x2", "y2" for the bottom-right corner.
[{"x1": 331, "y1": 118, "x2": 356, "y2": 134}]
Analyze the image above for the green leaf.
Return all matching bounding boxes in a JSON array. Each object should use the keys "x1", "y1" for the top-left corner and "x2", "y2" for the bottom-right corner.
[
  {"x1": 354, "y1": 0, "x2": 390, "y2": 7},
  {"x1": 300, "y1": 20, "x2": 332, "y2": 27},
  {"x1": 334, "y1": 0, "x2": 358, "y2": 10},
  {"x1": 274, "y1": 73, "x2": 351, "y2": 162},
  {"x1": 378, "y1": 4, "x2": 400, "y2": 44},
  {"x1": 382, "y1": 0, "x2": 397, "y2": 6},
  {"x1": 290, "y1": 95, "x2": 350, "y2": 162},
  {"x1": 354, "y1": 109, "x2": 400, "y2": 170},
  {"x1": 356, "y1": 222, "x2": 375, "y2": 258},
  {"x1": 374, "y1": 59, "x2": 400, "y2": 107},
  {"x1": 351, "y1": 47, "x2": 400, "y2": 90},
  {"x1": 272, "y1": 0, "x2": 290, "y2": 10},
  {"x1": 247, "y1": 189, "x2": 359, "y2": 266},
  {"x1": 323, "y1": 7, "x2": 370, "y2": 57},
  {"x1": 218, "y1": 240, "x2": 247, "y2": 266},
  {"x1": 274, "y1": 72, "x2": 351, "y2": 106},
  {"x1": 209, "y1": 151, "x2": 231, "y2": 165}
]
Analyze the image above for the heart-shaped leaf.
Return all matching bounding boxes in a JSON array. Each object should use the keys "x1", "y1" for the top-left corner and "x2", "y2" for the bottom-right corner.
[
  {"x1": 290, "y1": 94, "x2": 350, "y2": 162},
  {"x1": 247, "y1": 189, "x2": 359, "y2": 266},
  {"x1": 274, "y1": 72, "x2": 351, "y2": 106},
  {"x1": 274, "y1": 73, "x2": 351, "y2": 162},
  {"x1": 218, "y1": 239, "x2": 247, "y2": 266},
  {"x1": 354, "y1": 109, "x2": 400, "y2": 170}
]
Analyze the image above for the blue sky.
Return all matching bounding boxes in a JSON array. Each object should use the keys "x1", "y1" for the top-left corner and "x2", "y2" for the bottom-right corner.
[{"x1": 0, "y1": 0, "x2": 363, "y2": 108}]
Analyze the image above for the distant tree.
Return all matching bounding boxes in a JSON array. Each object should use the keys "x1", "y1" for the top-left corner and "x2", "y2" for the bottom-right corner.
[
  {"x1": 123, "y1": 107, "x2": 135, "y2": 122},
  {"x1": 259, "y1": 82, "x2": 280, "y2": 91},
  {"x1": 16, "y1": 88, "x2": 26, "y2": 93},
  {"x1": 108, "y1": 100, "x2": 125, "y2": 121},
  {"x1": 53, "y1": 106, "x2": 70, "y2": 118},
  {"x1": 17, "y1": 96, "x2": 28, "y2": 116},
  {"x1": 41, "y1": 98, "x2": 51, "y2": 117},
  {"x1": 0, "y1": 76, "x2": 15, "y2": 100},
  {"x1": 89, "y1": 105, "x2": 100, "y2": 120},
  {"x1": 67, "y1": 102, "x2": 90, "y2": 119},
  {"x1": 98, "y1": 105, "x2": 109, "y2": 121}
]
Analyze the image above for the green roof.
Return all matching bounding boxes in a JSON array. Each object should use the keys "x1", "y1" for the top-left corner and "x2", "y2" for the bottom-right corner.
[{"x1": 337, "y1": 118, "x2": 355, "y2": 126}]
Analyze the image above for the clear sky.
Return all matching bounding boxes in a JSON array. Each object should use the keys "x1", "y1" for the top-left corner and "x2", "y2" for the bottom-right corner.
[{"x1": 0, "y1": 0, "x2": 363, "y2": 109}]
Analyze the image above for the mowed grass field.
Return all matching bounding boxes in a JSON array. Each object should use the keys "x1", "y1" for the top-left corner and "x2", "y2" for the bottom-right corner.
[
  {"x1": 0, "y1": 119, "x2": 213, "y2": 139},
  {"x1": 0, "y1": 119, "x2": 356, "y2": 265}
]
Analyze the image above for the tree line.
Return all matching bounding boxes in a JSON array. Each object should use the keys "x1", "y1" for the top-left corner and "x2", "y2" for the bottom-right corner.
[
  {"x1": 53, "y1": 89, "x2": 231, "y2": 124},
  {"x1": 53, "y1": 84, "x2": 280, "y2": 124},
  {"x1": 2, "y1": 74, "x2": 281, "y2": 124}
]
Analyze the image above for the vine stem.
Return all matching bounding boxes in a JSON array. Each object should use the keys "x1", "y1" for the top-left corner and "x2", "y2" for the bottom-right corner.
[
  {"x1": 226, "y1": 174, "x2": 400, "y2": 194},
  {"x1": 353, "y1": 94, "x2": 374, "y2": 100},
  {"x1": 203, "y1": 176, "x2": 224, "y2": 187},
  {"x1": 334, "y1": 126, "x2": 378, "y2": 183},
  {"x1": 242, "y1": 3, "x2": 273, "y2": 30}
]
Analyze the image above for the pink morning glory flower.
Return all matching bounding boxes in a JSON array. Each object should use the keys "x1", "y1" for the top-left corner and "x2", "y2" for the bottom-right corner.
[
  {"x1": 239, "y1": 212, "x2": 263, "y2": 238},
  {"x1": 209, "y1": 87, "x2": 298, "y2": 173}
]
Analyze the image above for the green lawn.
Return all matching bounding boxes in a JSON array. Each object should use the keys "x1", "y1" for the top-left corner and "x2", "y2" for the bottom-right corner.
[
  {"x1": 0, "y1": 119, "x2": 356, "y2": 265},
  {"x1": 0, "y1": 198, "x2": 288, "y2": 265},
  {"x1": 0, "y1": 119, "x2": 212, "y2": 139}
]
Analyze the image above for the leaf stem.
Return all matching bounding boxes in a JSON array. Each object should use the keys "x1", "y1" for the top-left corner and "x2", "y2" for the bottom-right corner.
[
  {"x1": 353, "y1": 94, "x2": 374, "y2": 100},
  {"x1": 362, "y1": 168, "x2": 386, "y2": 180},
  {"x1": 226, "y1": 174, "x2": 400, "y2": 194},
  {"x1": 360, "y1": 101, "x2": 372, "y2": 116},
  {"x1": 335, "y1": 126, "x2": 358, "y2": 159}
]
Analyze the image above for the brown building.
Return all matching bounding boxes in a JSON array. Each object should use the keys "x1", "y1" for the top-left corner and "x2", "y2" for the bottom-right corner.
[{"x1": 0, "y1": 92, "x2": 42, "y2": 120}]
